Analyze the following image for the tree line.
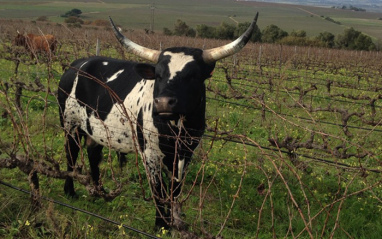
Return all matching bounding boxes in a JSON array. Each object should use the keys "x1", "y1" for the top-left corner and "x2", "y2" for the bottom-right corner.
[
  {"x1": 40, "y1": 8, "x2": 377, "y2": 52},
  {"x1": 163, "y1": 19, "x2": 376, "y2": 51}
]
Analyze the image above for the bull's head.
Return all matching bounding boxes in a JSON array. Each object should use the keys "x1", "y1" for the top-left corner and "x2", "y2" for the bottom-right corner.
[
  {"x1": 110, "y1": 14, "x2": 259, "y2": 120},
  {"x1": 14, "y1": 31, "x2": 26, "y2": 47}
]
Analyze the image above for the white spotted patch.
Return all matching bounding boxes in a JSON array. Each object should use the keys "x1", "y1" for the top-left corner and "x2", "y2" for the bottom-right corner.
[
  {"x1": 176, "y1": 158, "x2": 185, "y2": 182},
  {"x1": 163, "y1": 52, "x2": 194, "y2": 82},
  {"x1": 63, "y1": 61, "x2": 89, "y2": 134},
  {"x1": 102, "y1": 62, "x2": 109, "y2": 66},
  {"x1": 107, "y1": 69, "x2": 124, "y2": 83}
]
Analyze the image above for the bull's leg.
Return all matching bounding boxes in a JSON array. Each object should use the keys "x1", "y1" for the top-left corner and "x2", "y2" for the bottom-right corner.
[
  {"x1": 64, "y1": 133, "x2": 82, "y2": 197},
  {"x1": 87, "y1": 144, "x2": 104, "y2": 190},
  {"x1": 28, "y1": 171, "x2": 41, "y2": 208},
  {"x1": 117, "y1": 152, "x2": 127, "y2": 168}
]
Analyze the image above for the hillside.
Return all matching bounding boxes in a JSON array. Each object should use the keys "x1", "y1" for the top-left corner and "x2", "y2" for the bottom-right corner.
[{"x1": 1, "y1": 0, "x2": 382, "y2": 41}]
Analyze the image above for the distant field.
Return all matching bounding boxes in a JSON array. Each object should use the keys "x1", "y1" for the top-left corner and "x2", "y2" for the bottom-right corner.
[{"x1": 1, "y1": 0, "x2": 382, "y2": 40}]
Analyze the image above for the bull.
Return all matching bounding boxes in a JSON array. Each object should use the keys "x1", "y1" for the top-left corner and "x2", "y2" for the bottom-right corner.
[
  {"x1": 58, "y1": 13, "x2": 259, "y2": 229},
  {"x1": 14, "y1": 32, "x2": 57, "y2": 58}
]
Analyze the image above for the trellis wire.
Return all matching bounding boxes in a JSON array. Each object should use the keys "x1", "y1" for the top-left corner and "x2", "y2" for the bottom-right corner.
[
  {"x1": 0, "y1": 180, "x2": 161, "y2": 239},
  {"x1": 4, "y1": 90, "x2": 381, "y2": 173}
]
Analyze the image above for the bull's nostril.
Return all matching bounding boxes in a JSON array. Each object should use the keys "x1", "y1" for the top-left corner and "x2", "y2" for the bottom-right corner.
[{"x1": 168, "y1": 98, "x2": 177, "y2": 106}]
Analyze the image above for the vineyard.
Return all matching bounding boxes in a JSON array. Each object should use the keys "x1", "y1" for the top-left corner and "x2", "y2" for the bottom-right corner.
[{"x1": 1, "y1": 19, "x2": 382, "y2": 238}]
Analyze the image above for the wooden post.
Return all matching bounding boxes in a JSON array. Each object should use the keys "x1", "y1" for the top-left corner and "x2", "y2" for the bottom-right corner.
[{"x1": 96, "y1": 38, "x2": 100, "y2": 56}]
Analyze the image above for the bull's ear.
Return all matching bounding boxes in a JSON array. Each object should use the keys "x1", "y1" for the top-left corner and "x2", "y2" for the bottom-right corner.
[{"x1": 134, "y1": 63, "x2": 156, "y2": 80}]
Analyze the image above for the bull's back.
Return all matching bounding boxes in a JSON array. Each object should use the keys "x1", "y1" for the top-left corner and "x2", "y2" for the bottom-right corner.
[
  {"x1": 26, "y1": 34, "x2": 56, "y2": 52},
  {"x1": 59, "y1": 56, "x2": 137, "y2": 100},
  {"x1": 60, "y1": 57, "x2": 141, "y2": 112}
]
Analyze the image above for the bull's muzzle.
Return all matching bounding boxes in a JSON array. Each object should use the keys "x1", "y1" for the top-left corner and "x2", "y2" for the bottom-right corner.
[{"x1": 154, "y1": 96, "x2": 178, "y2": 118}]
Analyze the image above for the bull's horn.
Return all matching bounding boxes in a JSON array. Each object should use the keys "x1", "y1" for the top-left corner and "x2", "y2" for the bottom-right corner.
[
  {"x1": 109, "y1": 17, "x2": 161, "y2": 63},
  {"x1": 202, "y1": 12, "x2": 259, "y2": 63}
]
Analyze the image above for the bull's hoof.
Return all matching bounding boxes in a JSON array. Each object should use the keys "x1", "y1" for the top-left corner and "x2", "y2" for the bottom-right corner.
[
  {"x1": 64, "y1": 190, "x2": 79, "y2": 199},
  {"x1": 64, "y1": 182, "x2": 78, "y2": 199},
  {"x1": 155, "y1": 225, "x2": 171, "y2": 237},
  {"x1": 155, "y1": 218, "x2": 170, "y2": 231}
]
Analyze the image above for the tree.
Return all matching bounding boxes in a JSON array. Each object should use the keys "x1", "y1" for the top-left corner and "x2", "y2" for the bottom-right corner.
[
  {"x1": 163, "y1": 27, "x2": 173, "y2": 36},
  {"x1": 335, "y1": 27, "x2": 375, "y2": 51},
  {"x1": 375, "y1": 39, "x2": 382, "y2": 51},
  {"x1": 261, "y1": 24, "x2": 288, "y2": 43},
  {"x1": 316, "y1": 31, "x2": 335, "y2": 48},
  {"x1": 186, "y1": 28, "x2": 196, "y2": 37},
  {"x1": 196, "y1": 24, "x2": 216, "y2": 38},
  {"x1": 290, "y1": 30, "x2": 306, "y2": 38},
  {"x1": 71, "y1": 9, "x2": 82, "y2": 15},
  {"x1": 355, "y1": 34, "x2": 376, "y2": 51},
  {"x1": 173, "y1": 19, "x2": 188, "y2": 36},
  {"x1": 173, "y1": 19, "x2": 195, "y2": 37},
  {"x1": 215, "y1": 22, "x2": 236, "y2": 40},
  {"x1": 335, "y1": 27, "x2": 360, "y2": 49},
  {"x1": 61, "y1": 8, "x2": 82, "y2": 18}
]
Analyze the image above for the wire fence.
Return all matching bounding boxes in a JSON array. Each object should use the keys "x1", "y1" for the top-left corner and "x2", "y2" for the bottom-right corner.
[{"x1": 1, "y1": 19, "x2": 382, "y2": 238}]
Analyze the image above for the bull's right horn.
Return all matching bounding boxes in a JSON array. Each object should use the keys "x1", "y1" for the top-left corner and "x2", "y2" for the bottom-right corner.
[
  {"x1": 202, "y1": 12, "x2": 259, "y2": 63},
  {"x1": 109, "y1": 17, "x2": 161, "y2": 63}
]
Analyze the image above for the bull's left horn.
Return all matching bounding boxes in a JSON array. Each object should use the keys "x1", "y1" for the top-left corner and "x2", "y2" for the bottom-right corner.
[
  {"x1": 202, "y1": 12, "x2": 259, "y2": 63},
  {"x1": 109, "y1": 17, "x2": 161, "y2": 63}
]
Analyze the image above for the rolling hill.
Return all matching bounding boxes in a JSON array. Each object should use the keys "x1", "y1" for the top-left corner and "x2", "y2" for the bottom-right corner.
[{"x1": 1, "y1": 0, "x2": 382, "y2": 41}]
